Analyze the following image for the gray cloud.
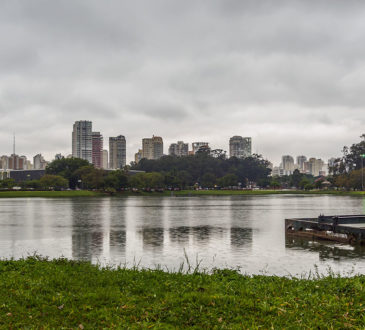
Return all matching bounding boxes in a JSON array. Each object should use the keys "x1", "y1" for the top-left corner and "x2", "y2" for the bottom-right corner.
[{"x1": 1, "y1": 0, "x2": 365, "y2": 165}]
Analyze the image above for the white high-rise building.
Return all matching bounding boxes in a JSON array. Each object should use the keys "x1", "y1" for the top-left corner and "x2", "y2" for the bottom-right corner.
[
  {"x1": 102, "y1": 150, "x2": 108, "y2": 169},
  {"x1": 296, "y1": 155, "x2": 307, "y2": 171},
  {"x1": 142, "y1": 136, "x2": 163, "y2": 160},
  {"x1": 168, "y1": 141, "x2": 189, "y2": 157},
  {"x1": 33, "y1": 154, "x2": 47, "y2": 170},
  {"x1": 229, "y1": 136, "x2": 252, "y2": 158},
  {"x1": 192, "y1": 142, "x2": 209, "y2": 154},
  {"x1": 281, "y1": 155, "x2": 295, "y2": 175},
  {"x1": 72, "y1": 121, "x2": 92, "y2": 163},
  {"x1": 305, "y1": 158, "x2": 324, "y2": 176}
]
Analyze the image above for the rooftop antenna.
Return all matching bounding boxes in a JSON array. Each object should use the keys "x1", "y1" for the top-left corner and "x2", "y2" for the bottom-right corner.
[{"x1": 13, "y1": 133, "x2": 15, "y2": 155}]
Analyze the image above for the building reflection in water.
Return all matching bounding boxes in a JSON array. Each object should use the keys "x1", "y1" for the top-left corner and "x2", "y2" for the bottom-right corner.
[
  {"x1": 109, "y1": 201, "x2": 127, "y2": 258},
  {"x1": 192, "y1": 225, "x2": 212, "y2": 243},
  {"x1": 285, "y1": 236, "x2": 365, "y2": 261},
  {"x1": 230, "y1": 227, "x2": 253, "y2": 248},
  {"x1": 169, "y1": 226, "x2": 190, "y2": 244},
  {"x1": 141, "y1": 228, "x2": 164, "y2": 251},
  {"x1": 109, "y1": 230, "x2": 126, "y2": 256},
  {"x1": 71, "y1": 199, "x2": 104, "y2": 261}
]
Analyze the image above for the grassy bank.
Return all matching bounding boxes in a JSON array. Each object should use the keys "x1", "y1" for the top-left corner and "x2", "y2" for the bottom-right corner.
[
  {"x1": 1, "y1": 258, "x2": 365, "y2": 328},
  {"x1": 0, "y1": 190, "x2": 103, "y2": 198},
  {"x1": 171, "y1": 189, "x2": 365, "y2": 196},
  {"x1": 0, "y1": 189, "x2": 364, "y2": 198},
  {"x1": 124, "y1": 189, "x2": 365, "y2": 197}
]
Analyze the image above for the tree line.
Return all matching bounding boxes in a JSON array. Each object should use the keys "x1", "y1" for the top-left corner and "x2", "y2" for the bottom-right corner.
[
  {"x1": 130, "y1": 152, "x2": 272, "y2": 188},
  {"x1": 329, "y1": 135, "x2": 365, "y2": 190},
  {"x1": 1, "y1": 153, "x2": 273, "y2": 191}
]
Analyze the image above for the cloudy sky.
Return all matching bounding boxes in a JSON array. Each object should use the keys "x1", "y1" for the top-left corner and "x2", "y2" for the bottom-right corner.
[{"x1": 1, "y1": 0, "x2": 365, "y2": 165}]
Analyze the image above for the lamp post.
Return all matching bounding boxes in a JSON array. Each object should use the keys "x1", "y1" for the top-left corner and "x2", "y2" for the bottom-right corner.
[{"x1": 361, "y1": 154, "x2": 365, "y2": 191}]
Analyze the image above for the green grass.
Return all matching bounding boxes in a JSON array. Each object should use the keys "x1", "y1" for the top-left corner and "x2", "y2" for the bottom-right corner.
[
  {"x1": 1, "y1": 257, "x2": 365, "y2": 328},
  {"x1": 122, "y1": 189, "x2": 365, "y2": 197},
  {"x1": 0, "y1": 190, "x2": 103, "y2": 198},
  {"x1": 1, "y1": 189, "x2": 364, "y2": 198}
]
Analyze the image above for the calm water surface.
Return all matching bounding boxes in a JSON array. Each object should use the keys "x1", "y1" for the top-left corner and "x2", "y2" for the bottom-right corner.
[{"x1": 1, "y1": 195, "x2": 365, "y2": 276}]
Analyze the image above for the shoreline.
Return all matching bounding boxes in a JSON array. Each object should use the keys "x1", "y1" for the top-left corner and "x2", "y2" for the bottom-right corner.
[
  {"x1": 0, "y1": 189, "x2": 364, "y2": 198},
  {"x1": 0, "y1": 257, "x2": 364, "y2": 328}
]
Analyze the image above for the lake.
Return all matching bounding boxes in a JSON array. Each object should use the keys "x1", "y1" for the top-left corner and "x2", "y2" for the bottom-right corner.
[{"x1": 1, "y1": 195, "x2": 365, "y2": 276}]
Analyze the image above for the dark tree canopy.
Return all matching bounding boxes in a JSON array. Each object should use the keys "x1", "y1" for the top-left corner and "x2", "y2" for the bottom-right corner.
[
  {"x1": 46, "y1": 158, "x2": 90, "y2": 189},
  {"x1": 131, "y1": 153, "x2": 271, "y2": 187},
  {"x1": 330, "y1": 135, "x2": 365, "y2": 176}
]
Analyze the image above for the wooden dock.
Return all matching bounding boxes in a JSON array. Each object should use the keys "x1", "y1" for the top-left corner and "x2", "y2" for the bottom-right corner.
[{"x1": 285, "y1": 215, "x2": 365, "y2": 245}]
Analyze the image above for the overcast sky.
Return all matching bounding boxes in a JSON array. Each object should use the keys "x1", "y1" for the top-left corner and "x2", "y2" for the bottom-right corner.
[{"x1": 1, "y1": 0, "x2": 365, "y2": 165}]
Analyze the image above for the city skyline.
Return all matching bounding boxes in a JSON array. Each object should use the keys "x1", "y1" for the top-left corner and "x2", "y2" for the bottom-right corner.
[
  {"x1": 1, "y1": 1, "x2": 364, "y2": 164},
  {"x1": 0, "y1": 126, "x2": 336, "y2": 170}
]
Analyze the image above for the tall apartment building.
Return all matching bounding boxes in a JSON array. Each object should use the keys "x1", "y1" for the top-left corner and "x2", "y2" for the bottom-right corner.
[
  {"x1": 33, "y1": 154, "x2": 47, "y2": 170},
  {"x1": 92, "y1": 132, "x2": 103, "y2": 168},
  {"x1": 305, "y1": 158, "x2": 324, "y2": 176},
  {"x1": 142, "y1": 136, "x2": 163, "y2": 160},
  {"x1": 168, "y1": 141, "x2": 189, "y2": 157},
  {"x1": 281, "y1": 155, "x2": 295, "y2": 175},
  {"x1": 229, "y1": 136, "x2": 252, "y2": 158},
  {"x1": 296, "y1": 155, "x2": 307, "y2": 171},
  {"x1": 0, "y1": 156, "x2": 9, "y2": 169},
  {"x1": 102, "y1": 150, "x2": 108, "y2": 169},
  {"x1": 134, "y1": 149, "x2": 143, "y2": 164},
  {"x1": 8, "y1": 154, "x2": 25, "y2": 170},
  {"x1": 72, "y1": 121, "x2": 92, "y2": 163},
  {"x1": 109, "y1": 135, "x2": 126, "y2": 169},
  {"x1": 192, "y1": 142, "x2": 209, "y2": 154}
]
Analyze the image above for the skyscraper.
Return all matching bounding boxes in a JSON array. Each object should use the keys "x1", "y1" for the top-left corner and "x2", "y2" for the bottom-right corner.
[
  {"x1": 142, "y1": 136, "x2": 163, "y2": 160},
  {"x1": 109, "y1": 135, "x2": 126, "y2": 169},
  {"x1": 296, "y1": 155, "x2": 307, "y2": 171},
  {"x1": 281, "y1": 155, "x2": 295, "y2": 175},
  {"x1": 134, "y1": 149, "x2": 143, "y2": 164},
  {"x1": 0, "y1": 156, "x2": 9, "y2": 170},
  {"x1": 72, "y1": 121, "x2": 92, "y2": 163},
  {"x1": 305, "y1": 158, "x2": 324, "y2": 176},
  {"x1": 168, "y1": 141, "x2": 189, "y2": 157},
  {"x1": 229, "y1": 136, "x2": 252, "y2": 158},
  {"x1": 92, "y1": 132, "x2": 103, "y2": 168},
  {"x1": 192, "y1": 142, "x2": 209, "y2": 154},
  {"x1": 33, "y1": 154, "x2": 47, "y2": 170},
  {"x1": 102, "y1": 150, "x2": 108, "y2": 169}
]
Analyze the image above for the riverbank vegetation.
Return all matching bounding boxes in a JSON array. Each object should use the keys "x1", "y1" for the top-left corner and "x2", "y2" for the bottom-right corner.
[
  {"x1": 0, "y1": 190, "x2": 102, "y2": 198},
  {"x1": 1, "y1": 189, "x2": 365, "y2": 198},
  {"x1": 1, "y1": 257, "x2": 365, "y2": 328},
  {"x1": 329, "y1": 135, "x2": 365, "y2": 190},
  {"x1": 2, "y1": 136, "x2": 365, "y2": 193}
]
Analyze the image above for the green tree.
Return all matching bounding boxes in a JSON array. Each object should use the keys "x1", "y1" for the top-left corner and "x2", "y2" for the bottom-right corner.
[
  {"x1": 290, "y1": 169, "x2": 302, "y2": 188},
  {"x1": 201, "y1": 173, "x2": 216, "y2": 188},
  {"x1": 39, "y1": 175, "x2": 68, "y2": 190},
  {"x1": 0, "y1": 179, "x2": 16, "y2": 189},
  {"x1": 270, "y1": 179, "x2": 281, "y2": 189},
  {"x1": 104, "y1": 170, "x2": 129, "y2": 190},
  {"x1": 128, "y1": 173, "x2": 144, "y2": 189},
  {"x1": 299, "y1": 178, "x2": 310, "y2": 190},
  {"x1": 46, "y1": 158, "x2": 90, "y2": 189},
  {"x1": 217, "y1": 174, "x2": 238, "y2": 187},
  {"x1": 330, "y1": 135, "x2": 365, "y2": 175},
  {"x1": 131, "y1": 153, "x2": 271, "y2": 187},
  {"x1": 73, "y1": 166, "x2": 106, "y2": 190},
  {"x1": 128, "y1": 172, "x2": 164, "y2": 189},
  {"x1": 21, "y1": 180, "x2": 42, "y2": 190},
  {"x1": 176, "y1": 171, "x2": 193, "y2": 189}
]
